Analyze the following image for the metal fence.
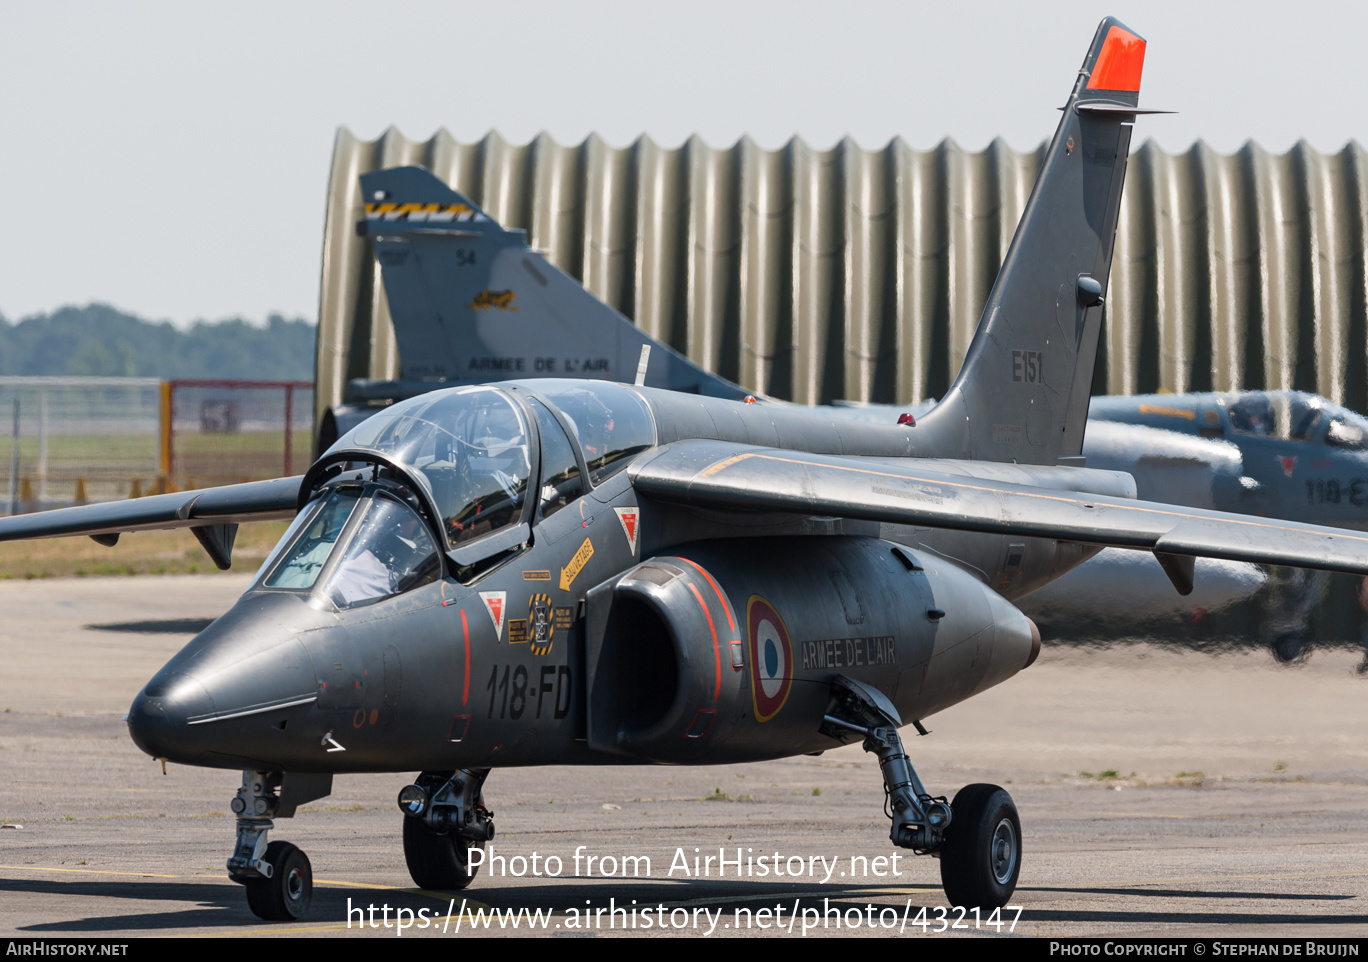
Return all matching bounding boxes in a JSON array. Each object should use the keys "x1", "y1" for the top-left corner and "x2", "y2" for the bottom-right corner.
[
  {"x1": 0, "y1": 377, "x2": 313, "y2": 512},
  {"x1": 0, "y1": 376, "x2": 161, "y2": 508},
  {"x1": 165, "y1": 379, "x2": 314, "y2": 489}
]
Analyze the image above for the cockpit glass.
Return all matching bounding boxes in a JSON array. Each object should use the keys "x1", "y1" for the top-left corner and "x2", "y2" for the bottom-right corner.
[
  {"x1": 263, "y1": 488, "x2": 361, "y2": 590},
  {"x1": 1227, "y1": 391, "x2": 1368, "y2": 446},
  {"x1": 537, "y1": 382, "x2": 655, "y2": 485},
  {"x1": 1289, "y1": 395, "x2": 1325, "y2": 441},
  {"x1": 252, "y1": 495, "x2": 325, "y2": 585},
  {"x1": 1228, "y1": 394, "x2": 1275, "y2": 436},
  {"x1": 529, "y1": 398, "x2": 583, "y2": 519},
  {"x1": 323, "y1": 493, "x2": 440, "y2": 609},
  {"x1": 1327, "y1": 417, "x2": 1367, "y2": 449},
  {"x1": 327, "y1": 388, "x2": 532, "y2": 552}
]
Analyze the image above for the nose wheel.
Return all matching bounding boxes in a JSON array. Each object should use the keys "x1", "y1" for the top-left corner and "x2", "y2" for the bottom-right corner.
[{"x1": 243, "y1": 841, "x2": 314, "y2": 921}]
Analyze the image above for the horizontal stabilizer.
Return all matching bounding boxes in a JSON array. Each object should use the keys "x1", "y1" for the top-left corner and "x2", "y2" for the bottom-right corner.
[{"x1": 1073, "y1": 103, "x2": 1174, "y2": 115}]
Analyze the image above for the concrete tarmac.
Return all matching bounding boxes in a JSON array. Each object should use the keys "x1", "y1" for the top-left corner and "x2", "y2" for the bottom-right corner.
[{"x1": 1, "y1": 575, "x2": 1366, "y2": 939}]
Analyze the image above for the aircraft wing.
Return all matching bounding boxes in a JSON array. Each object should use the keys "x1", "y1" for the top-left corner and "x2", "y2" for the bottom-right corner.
[
  {"x1": 0, "y1": 476, "x2": 303, "y2": 566},
  {"x1": 630, "y1": 441, "x2": 1368, "y2": 576}
]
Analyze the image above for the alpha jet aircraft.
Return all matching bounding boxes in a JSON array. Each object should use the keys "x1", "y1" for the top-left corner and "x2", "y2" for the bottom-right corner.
[
  {"x1": 1090, "y1": 392, "x2": 1368, "y2": 527},
  {"x1": 6, "y1": 19, "x2": 1368, "y2": 923}
]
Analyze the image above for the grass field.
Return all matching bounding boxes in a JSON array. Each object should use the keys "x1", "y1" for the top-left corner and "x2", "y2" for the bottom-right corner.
[
  {"x1": 0, "y1": 429, "x2": 303, "y2": 461},
  {"x1": 0, "y1": 521, "x2": 291, "y2": 579}
]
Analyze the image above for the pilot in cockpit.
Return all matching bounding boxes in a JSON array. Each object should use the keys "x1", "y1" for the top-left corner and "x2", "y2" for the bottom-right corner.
[
  {"x1": 420, "y1": 396, "x2": 531, "y2": 547},
  {"x1": 326, "y1": 499, "x2": 439, "y2": 608},
  {"x1": 1229, "y1": 394, "x2": 1275, "y2": 436}
]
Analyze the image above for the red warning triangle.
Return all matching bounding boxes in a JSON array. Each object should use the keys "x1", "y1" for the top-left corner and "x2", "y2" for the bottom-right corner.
[
  {"x1": 614, "y1": 507, "x2": 639, "y2": 554},
  {"x1": 479, "y1": 591, "x2": 507, "y2": 639}
]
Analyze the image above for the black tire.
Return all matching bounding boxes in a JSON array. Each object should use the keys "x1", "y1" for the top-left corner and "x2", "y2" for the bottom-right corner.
[
  {"x1": 244, "y1": 841, "x2": 313, "y2": 921},
  {"x1": 403, "y1": 816, "x2": 485, "y2": 890},
  {"x1": 1272, "y1": 630, "x2": 1308, "y2": 663},
  {"x1": 939, "y1": 783, "x2": 1021, "y2": 910}
]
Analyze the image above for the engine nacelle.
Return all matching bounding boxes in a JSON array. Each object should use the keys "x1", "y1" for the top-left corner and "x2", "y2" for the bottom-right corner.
[{"x1": 584, "y1": 537, "x2": 1038, "y2": 764}]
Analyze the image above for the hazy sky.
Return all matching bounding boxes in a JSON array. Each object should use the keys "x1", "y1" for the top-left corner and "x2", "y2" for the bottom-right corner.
[{"x1": 2, "y1": 1, "x2": 1364, "y2": 326}]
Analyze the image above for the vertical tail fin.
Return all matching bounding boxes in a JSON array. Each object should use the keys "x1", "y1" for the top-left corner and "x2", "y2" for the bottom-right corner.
[
  {"x1": 914, "y1": 18, "x2": 1158, "y2": 464},
  {"x1": 355, "y1": 167, "x2": 744, "y2": 399}
]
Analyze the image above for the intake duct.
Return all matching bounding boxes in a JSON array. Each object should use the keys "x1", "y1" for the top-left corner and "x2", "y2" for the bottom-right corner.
[
  {"x1": 584, "y1": 538, "x2": 1039, "y2": 765},
  {"x1": 584, "y1": 559, "x2": 723, "y2": 763}
]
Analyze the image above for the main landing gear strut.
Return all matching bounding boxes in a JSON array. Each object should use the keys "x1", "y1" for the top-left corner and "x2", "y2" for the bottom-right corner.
[
  {"x1": 822, "y1": 676, "x2": 1022, "y2": 909},
  {"x1": 397, "y1": 769, "x2": 496, "y2": 890}
]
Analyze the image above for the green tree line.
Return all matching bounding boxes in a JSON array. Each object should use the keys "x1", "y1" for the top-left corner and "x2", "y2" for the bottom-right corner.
[{"x1": 0, "y1": 304, "x2": 315, "y2": 380}]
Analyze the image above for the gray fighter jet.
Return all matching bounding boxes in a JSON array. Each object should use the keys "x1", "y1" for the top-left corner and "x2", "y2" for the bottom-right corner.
[
  {"x1": 3, "y1": 19, "x2": 1362, "y2": 923},
  {"x1": 1079, "y1": 392, "x2": 1368, "y2": 658},
  {"x1": 1090, "y1": 391, "x2": 1368, "y2": 527}
]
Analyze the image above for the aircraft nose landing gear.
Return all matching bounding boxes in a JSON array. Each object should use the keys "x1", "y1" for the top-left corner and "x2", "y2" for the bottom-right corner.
[
  {"x1": 244, "y1": 841, "x2": 313, "y2": 921},
  {"x1": 822, "y1": 675, "x2": 1021, "y2": 910},
  {"x1": 227, "y1": 770, "x2": 331, "y2": 921}
]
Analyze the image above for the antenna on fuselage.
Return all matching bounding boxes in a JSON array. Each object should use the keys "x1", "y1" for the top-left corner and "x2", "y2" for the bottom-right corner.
[{"x1": 635, "y1": 345, "x2": 651, "y2": 387}]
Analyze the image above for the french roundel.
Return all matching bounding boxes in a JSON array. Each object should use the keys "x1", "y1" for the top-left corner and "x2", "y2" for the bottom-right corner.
[{"x1": 746, "y1": 595, "x2": 793, "y2": 723}]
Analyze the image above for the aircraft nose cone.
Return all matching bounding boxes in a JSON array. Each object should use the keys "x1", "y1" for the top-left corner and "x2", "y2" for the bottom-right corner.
[
  {"x1": 127, "y1": 670, "x2": 216, "y2": 763},
  {"x1": 126, "y1": 592, "x2": 332, "y2": 768}
]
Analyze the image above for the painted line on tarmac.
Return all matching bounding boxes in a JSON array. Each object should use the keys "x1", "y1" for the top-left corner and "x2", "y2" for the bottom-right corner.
[
  {"x1": 10, "y1": 863, "x2": 1361, "y2": 899},
  {"x1": 189, "y1": 897, "x2": 500, "y2": 938},
  {"x1": 1027, "y1": 869, "x2": 1368, "y2": 891},
  {"x1": 0, "y1": 863, "x2": 179, "y2": 878},
  {"x1": 315, "y1": 879, "x2": 488, "y2": 907},
  {"x1": 218, "y1": 874, "x2": 488, "y2": 905},
  {"x1": 0, "y1": 863, "x2": 491, "y2": 906},
  {"x1": 175, "y1": 923, "x2": 360, "y2": 937},
  {"x1": 664, "y1": 885, "x2": 940, "y2": 908}
]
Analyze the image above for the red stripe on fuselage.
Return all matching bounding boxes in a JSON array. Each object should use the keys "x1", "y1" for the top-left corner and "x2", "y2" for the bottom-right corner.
[
  {"x1": 677, "y1": 556, "x2": 737, "y2": 635},
  {"x1": 686, "y1": 581, "x2": 722, "y2": 701},
  {"x1": 460, "y1": 608, "x2": 470, "y2": 706}
]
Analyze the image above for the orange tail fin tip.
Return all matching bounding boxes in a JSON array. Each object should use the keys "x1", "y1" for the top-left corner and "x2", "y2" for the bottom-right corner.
[{"x1": 1087, "y1": 25, "x2": 1145, "y2": 92}]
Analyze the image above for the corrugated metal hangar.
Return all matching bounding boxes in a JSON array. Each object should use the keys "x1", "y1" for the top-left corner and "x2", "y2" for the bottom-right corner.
[{"x1": 316, "y1": 128, "x2": 1368, "y2": 421}]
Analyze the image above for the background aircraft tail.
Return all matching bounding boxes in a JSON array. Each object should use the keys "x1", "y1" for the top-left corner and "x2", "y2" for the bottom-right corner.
[
  {"x1": 355, "y1": 166, "x2": 744, "y2": 399},
  {"x1": 913, "y1": 17, "x2": 1152, "y2": 465}
]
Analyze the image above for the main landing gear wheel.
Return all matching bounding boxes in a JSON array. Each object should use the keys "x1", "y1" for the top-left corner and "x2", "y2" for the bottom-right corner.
[
  {"x1": 403, "y1": 816, "x2": 485, "y2": 890},
  {"x1": 939, "y1": 783, "x2": 1021, "y2": 910},
  {"x1": 244, "y1": 841, "x2": 313, "y2": 921}
]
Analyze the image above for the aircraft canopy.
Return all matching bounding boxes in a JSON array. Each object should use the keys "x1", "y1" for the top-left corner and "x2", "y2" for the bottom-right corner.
[
  {"x1": 256, "y1": 486, "x2": 441, "y2": 609},
  {"x1": 325, "y1": 386, "x2": 532, "y2": 552}
]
